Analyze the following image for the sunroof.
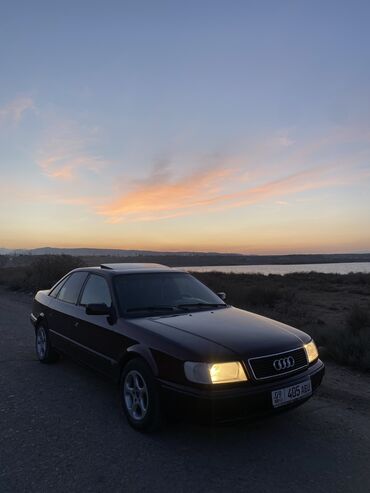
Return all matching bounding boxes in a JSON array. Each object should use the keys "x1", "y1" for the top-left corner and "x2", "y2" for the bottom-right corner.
[{"x1": 100, "y1": 263, "x2": 169, "y2": 270}]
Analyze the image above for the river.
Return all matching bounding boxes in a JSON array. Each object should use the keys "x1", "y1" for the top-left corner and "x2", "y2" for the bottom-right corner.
[{"x1": 182, "y1": 262, "x2": 370, "y2": 275}]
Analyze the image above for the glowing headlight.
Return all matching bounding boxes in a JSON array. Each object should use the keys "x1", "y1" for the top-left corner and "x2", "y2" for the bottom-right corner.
[
  {"x1": 184, "y1": 361, "x2": 247, "y2": 384},
  {"x1": 304, "y1": 340, "x2": 319, "y2": 363}
]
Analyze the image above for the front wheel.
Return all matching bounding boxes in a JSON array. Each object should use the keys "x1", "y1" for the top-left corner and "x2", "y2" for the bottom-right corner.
[
  {"x1": 35, "y1": 325, "x2": 59, "y2": 363},
  {"x1": 120, "y1": 359, "x2": 162, "y2": 432}
]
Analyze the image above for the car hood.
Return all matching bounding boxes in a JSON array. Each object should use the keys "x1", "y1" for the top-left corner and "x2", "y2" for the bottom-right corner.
[{"x1": 151, "y1": 306, "x2": 311, "y2": 358}]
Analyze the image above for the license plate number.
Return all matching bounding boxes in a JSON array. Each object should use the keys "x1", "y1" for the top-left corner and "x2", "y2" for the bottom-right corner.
[{"x1": 272, "y1": 379, "x2": 312, "y2": 408}]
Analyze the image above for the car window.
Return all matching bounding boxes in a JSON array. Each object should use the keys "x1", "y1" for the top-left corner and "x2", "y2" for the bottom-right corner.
[
  {"x1": 57, "y1": 272, "x2": 88, "y2": 304},
  {"x1": 49, "y1": 276, "x2": 69, "y2": 298},
  {"x1": 80, "y1": 274, "x2": 112, "y2": 307},
  {"x1": 114, "y1": 272, "x2": 223, "y2": 314}
]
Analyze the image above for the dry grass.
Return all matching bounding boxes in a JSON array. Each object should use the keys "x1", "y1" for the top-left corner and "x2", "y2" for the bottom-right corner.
[
  {"x1": 194, "y1": 271, "x2": 370, "y2": 371},
  {"x1": 0, "y1": 259, "x2": 369, "y2": 371}
]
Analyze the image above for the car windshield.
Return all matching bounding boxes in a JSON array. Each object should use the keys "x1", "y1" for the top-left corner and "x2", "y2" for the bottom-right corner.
[{"x1": 113, "y1": 272, "x2": 226, "y2": 316}]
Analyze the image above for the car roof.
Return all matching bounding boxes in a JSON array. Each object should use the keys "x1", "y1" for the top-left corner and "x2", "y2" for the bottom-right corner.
[
  {"x1": 71, "y1": 263, "x2": 183, "y2": 276},
  {"x1": 100, "y1": 263, "x2": 172, "y2": 272}
]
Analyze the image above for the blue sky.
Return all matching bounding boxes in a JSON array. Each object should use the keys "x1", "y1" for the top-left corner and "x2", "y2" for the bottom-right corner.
[{"x1": 1, "y1": 1, "x2": 369, "y2": 252}]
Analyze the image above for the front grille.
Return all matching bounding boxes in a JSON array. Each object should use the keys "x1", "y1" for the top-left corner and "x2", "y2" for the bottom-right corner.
[{"x1": 248, "y1": 347, "x2": 308, "y2": 381}]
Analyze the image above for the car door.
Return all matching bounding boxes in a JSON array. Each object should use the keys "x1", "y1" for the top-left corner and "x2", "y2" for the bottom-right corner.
[
  {"x1": 48, "y1": 271, "x2": 89, "y2": 359},
  {"x1": 71, "y1": 273, "x2": 123, "y2": 376}
]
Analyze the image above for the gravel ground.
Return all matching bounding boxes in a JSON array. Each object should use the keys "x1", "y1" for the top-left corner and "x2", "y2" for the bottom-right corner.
[{"x1": 0, "y1": 287, "x2": 369, "y2": 493}]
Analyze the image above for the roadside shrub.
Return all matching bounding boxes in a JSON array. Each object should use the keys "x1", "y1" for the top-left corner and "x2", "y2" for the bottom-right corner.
[
  {"x1": 193, "y1": 272, "x2": 294, "y2": 309},
  {"x1": 325, "y1": 327, "x2": 370, "y2": 371},
  {"x1": 245, "y1": 285, "x2": 282, "y2": 308},
  {"x1": 346, "y1": 304, "x2": 370, "y2": 334},
  {"x1": 322, "y1": 305, "x2": 370, "y2": 371},
  {"x1": 0, "y1": 255, "x2": 85, "y2": 293},
  {"x1": 23, "y1": 255, "x2": 85, "y2": 292},
  {"x1": 0, "y1": 256, "x2": 7, "y2": 268},
  {"x1": 0, "y1": 266, "x2": 25, "y2": 290}
]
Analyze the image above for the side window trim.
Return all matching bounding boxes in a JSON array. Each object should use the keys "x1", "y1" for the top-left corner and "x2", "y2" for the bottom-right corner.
[
  {"x1": 77, "y1": 273, "x2": 92, "y2": 306},
  {"x1": 72, "y1": 271, "x2": 89, "y2": 306}
]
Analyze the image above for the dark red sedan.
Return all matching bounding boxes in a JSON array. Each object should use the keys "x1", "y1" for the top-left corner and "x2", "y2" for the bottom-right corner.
[{"x1": 30, "y1": 263, "x2": 324, "y2": 431}]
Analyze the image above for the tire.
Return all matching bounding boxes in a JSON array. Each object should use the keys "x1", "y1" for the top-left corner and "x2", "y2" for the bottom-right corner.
[
  {"x1": 120, "y1": 358, "x2": 162, "y2": 432},
  {"x1": 35, "y1": 324, "x2": 59, "y2": 364}
]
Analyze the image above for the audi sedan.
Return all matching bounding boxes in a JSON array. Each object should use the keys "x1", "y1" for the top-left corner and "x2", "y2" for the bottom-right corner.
[{"x1": 30, "y1": 263, "x2": 325, "y2": 431}]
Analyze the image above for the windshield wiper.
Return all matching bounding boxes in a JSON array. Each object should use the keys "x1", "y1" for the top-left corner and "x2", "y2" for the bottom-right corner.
[
  {"x1": 176, "y1": 302, "x2": 226, "y2": 310},
  {"x1": 126, "y1": 303, "x2": 226, "y2": 314},
  {"x1": 126, "y1": 305, "x2": 182, "y2": 313}
]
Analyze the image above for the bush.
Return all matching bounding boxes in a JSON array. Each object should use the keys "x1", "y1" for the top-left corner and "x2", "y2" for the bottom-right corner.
[
  {"x1": 325, "y1": 328, "x2": 370, "y2": 371},
  {"x1": 24, "y1": 255, "x2": 85, "y2": 292},
  {"x1": 0, "y1": 266, "x2": 25, "y2": 291},
  {"x1": 245, "y1": 285, "x2": 282, "y2": 308},
  {"x1": 193, "y1": 272, "x2": 292, "y2": 309},
  {"x1": 323, "y1": 304, "x2": 370, "y2": 371},
  {"x1": 346, "y1": 304, "x2": 370, "y2": 334},
  {"x1": 0, "y1": 255, "x2": 85, "y2": 293}
]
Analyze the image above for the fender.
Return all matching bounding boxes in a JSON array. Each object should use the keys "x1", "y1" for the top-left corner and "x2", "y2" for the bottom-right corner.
[
  {"x1": 119, "y1": 344, "x2": 159, "y2": 377},
  {"x1": 30, "y1": 311, "x2": 46, "y2": 330}
]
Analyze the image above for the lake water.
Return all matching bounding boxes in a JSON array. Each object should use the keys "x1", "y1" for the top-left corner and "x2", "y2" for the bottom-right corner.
[{"x1": 182, "y1": 262, "x2": 370, "y2": 275}]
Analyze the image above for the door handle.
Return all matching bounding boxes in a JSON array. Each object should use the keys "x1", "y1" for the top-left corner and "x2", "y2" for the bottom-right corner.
[{"x1": 74, "y1": 321, "x2": 79, "y2": 328}]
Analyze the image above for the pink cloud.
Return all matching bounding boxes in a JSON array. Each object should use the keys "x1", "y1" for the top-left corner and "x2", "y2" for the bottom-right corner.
[
  {"x1": 0, "y1": 96, "x2": 35, "y2": 125},
  {"x1": 38, "y1": 153, "x2": 106, "y2": 180},
  {"x1": 37, "y1": 123, "x2": 107, "y2": 181}
]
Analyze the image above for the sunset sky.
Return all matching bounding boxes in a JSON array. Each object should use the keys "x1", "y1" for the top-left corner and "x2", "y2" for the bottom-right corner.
[{"x1": 1, "y1": 1, "x2": 370, "y2": 254}]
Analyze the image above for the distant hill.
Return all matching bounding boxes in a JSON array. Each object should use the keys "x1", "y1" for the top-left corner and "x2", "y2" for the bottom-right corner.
[
  {"x1": 1, "y1": 247, "x2": 370, "y2": 267},
  {"x1": 0, "y1": 247, "x2": 156, "y2": 256},
  {"x1": 0, "y1": 247, "x2": 234, "y2": 257}
]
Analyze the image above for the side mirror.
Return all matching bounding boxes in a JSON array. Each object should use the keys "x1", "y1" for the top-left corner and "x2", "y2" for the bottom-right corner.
[
  {"x1": 217, "y1": 292, "x2": 227, "y2": 301},
  {"x1": 86, "y1": 303, "x2": 110, "y2": 315}
]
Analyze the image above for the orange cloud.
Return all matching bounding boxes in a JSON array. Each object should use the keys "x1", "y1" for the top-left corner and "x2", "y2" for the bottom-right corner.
[
  {"x1": 98, "y1": 166, "x2": 236, "y2": 223},
  {"x1": 31, "y1": 123, "x2": 370, "y2": 224},
  {"x1": 97, "y1": 157, "x2": 369, "y2": 224}
]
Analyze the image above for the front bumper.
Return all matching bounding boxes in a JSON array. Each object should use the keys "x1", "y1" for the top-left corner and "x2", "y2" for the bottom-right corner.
[{"x1": 159, "y1": 359, "x2": 325, "y2": 422}]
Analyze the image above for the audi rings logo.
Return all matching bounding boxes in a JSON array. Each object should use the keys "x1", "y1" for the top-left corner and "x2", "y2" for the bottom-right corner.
[{"x1": 273, "y1": 356, "x2": 295, "y2": 371}]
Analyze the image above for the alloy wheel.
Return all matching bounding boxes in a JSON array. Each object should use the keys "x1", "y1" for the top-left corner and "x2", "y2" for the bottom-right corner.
[
  {"x1": 36, "y1": 326, "x2": 47, "y2": 359},
  {"x1": 123, "y1": 370, "x2": 149, "y2": 421}
]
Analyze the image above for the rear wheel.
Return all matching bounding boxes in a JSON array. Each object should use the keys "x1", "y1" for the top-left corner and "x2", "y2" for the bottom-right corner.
[
  {"x1": 35, "y1": 324, "x2": 59, "y2": 363},
  {"x1": 120, "y1": 359, "x2": 162, "y2": 432}
]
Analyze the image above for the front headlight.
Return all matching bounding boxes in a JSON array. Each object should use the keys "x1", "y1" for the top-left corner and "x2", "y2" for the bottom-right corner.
[
  {"x1": 184, "y1": 361, "x2": 248, "y2": 384},
  {"x1": 304, "y1": 340, "x2": 319, "y2": 363}
]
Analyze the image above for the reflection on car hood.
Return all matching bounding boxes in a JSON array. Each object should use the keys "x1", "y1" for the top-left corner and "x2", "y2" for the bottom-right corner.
[{"x1": 151, "y1": 306, "x2": 310, "y2": 358}]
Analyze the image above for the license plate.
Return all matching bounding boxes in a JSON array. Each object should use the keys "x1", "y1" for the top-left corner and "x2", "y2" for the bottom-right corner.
[{"x1": 272, "y1": 379, "x2": 312, "y2": 408}]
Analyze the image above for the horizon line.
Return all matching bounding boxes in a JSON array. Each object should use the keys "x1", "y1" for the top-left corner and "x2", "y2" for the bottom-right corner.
[{"x1": 1, "y1": 246, "x2": 370, "y2": 257}]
